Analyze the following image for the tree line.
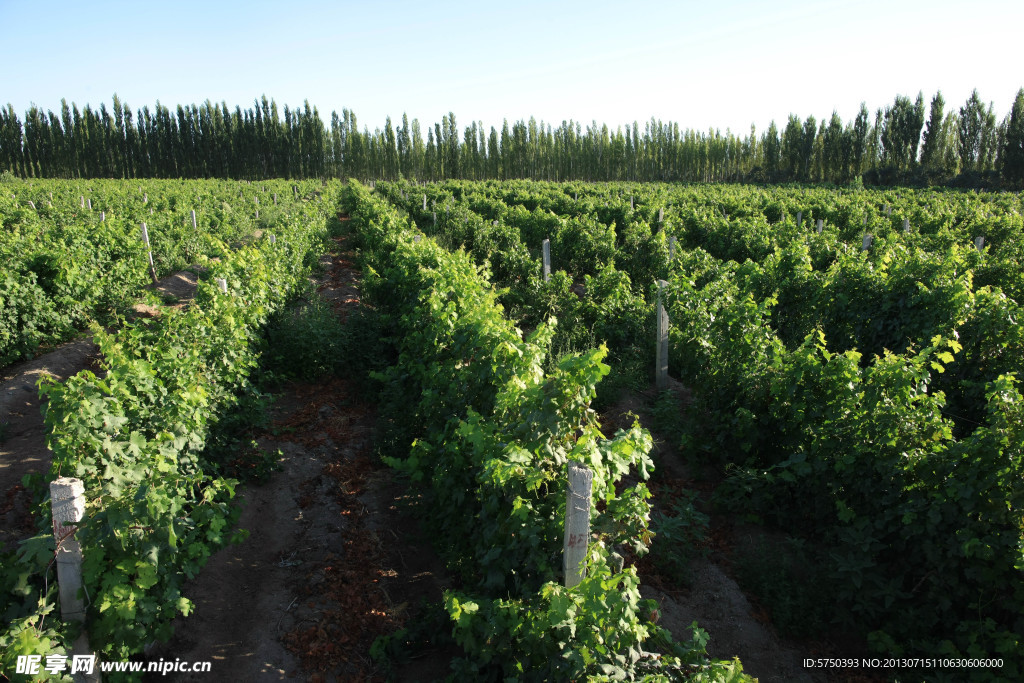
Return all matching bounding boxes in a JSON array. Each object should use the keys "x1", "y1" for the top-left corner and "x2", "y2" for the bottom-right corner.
[{"x1": 2, "y1": 89, "x2": 1022, "y2": 188}]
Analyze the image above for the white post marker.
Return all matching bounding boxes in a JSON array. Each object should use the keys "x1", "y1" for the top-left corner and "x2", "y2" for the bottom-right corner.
[
  {"x1": 255, "y1": 209, "x2": 259, "y2": 220},
  {"x1": 542, "y1": 239, "x2": 551, "y2": 282},
  {"x1": 656, "y1": 280, "x2": 669, "y2": 390},
  {"x1": 143, "y1": 193, "x2": 148, "y2": 204},
  {"x1": 100, "y1": 211, "x2": 105, "y2": 222},
  {"x1": 50, "y1": 478, "x2": 101, "y2": 683},
  {"x1": 797, "y1": 211, "x2": 802, "y2": 230},
  {"x1": 28, "y1": 200, "x2": 36, "y2": 210},
  {"x1": 423, "y1": 194, "x2": 427, "y2": 211},
  {"x1": 816, "y1": 219, "x2": 823, "y2": 233},
  {"x1": 563, "y1": 462, "x2": 593, "y2": 589},
  {"x1": 269, "y1": 234, "x2": 276, "y2": 245},
  {"x1": 87, "y1": 198, "x2": 92, "y2": 211},
  {"x1": 216, "y1": 278, "x2": 228, "y2": 294},
  {"x1": 50, "y1": 478, "x2": 86, "y2": 624},
  {"x1": 79, "y1": 196, "x2": 84, "y2": 208},
  {"x1": 862, "y1": 234, "x2": 873, "y2": 251},
  {"x1": 274, "y1": 193, "x2": 277, "y2": 205},
  {"x1": 630, "y1": 196, "x2": 634, "y2": 209},
  {"x1": 191, "y1": 210, "x2": 197, "y2": 230},
  {"x1": 903, "y1": 217, "x2": 911, "y2": 232},
  {"x1": 140, "y1": 223, "x2": 158, "y2": 283},
  {"x1": 976, "y1": 236, "x2": 985, "y2": 251},
  {"x1": 658, "y1": 207, "x2": 665, "y2": 226}
]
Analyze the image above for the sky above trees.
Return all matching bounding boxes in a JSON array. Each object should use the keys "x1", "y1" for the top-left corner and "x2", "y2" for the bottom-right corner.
[{"x1": 2, "y1": 0, "x2": 1021, "y2": 137}]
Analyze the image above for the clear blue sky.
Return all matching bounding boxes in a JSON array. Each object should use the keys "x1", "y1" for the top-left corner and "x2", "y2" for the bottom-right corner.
[{"x1": 2, "y1": 0, "x2": 1021, "y2": 137}]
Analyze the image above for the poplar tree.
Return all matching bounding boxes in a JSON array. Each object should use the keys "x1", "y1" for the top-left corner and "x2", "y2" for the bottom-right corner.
[
  {"x1": 958, "y1": 89, "x2": 985, "y2": 173},
  {"x1": 1000, "y1": 88, "x2": 1024, "y2": 186}
]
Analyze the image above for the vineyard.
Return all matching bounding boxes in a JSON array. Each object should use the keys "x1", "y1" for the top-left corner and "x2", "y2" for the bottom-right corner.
[{"x1": 1, "y1": 175, "x2": 1022, "y2": 681}]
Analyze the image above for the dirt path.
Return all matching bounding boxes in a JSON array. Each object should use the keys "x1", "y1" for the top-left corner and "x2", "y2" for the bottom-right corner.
[
  {"x1": 0, "y1": 269, "x2": 200, "y2": 553},
  {"x1": 602, "y1": 386, "x2": 815, "y2": 683},
  {"x1": 146, "y1": 233, "x2": 452, "y2": 682}
]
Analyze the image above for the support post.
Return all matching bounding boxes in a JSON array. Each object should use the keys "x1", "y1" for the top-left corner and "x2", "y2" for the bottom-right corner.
[
  {"x1": 542, "y1": 239, "x2": 551, "y2": 282},
  {"x1": 816, "y1": 218, "x2": 823, "y2": 233},
  {"x1": 796, "y1": 211, "x2": 802, "y2": 230},
  {"x1": 975, "y1": 236, "x2": 985, "y2": 251},
  {"x1": 140, "y1": 223, "x2": 158, "y2": 284},
  {"x1": 216, "y1": 278, "x2": 228, "y2": 294},
  {"x1": 903, "y1": 217, "x2": 911, "y2": 232},
  {"x1": 563, "y1": 463, "x2": 593, "y2": 589},
  {"x1": 669, "y1": 236, "x2": 676, "y2": 261},
  {"x1": 191, "y1": 210, "x2": 197, "y2": 230},
  {"x1": 51, "y1": 478, "x2": 101, "y2": 682},
  {"x1": 862, "y1": 233, "x2": 873, "y2": 251},
  {"x1": 656, "y1": 280, "x2": 669, "y2": 390}
]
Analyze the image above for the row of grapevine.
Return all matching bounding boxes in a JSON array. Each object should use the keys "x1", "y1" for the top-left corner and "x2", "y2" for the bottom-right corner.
[
  {"x1": 0, "y1": 178, "x2": 323, "y2": 369},
  {"x1": 0, "y1": 183, "x2": 340, "y2": 679},
  {"x1": 344, "y1": 181, "x2": 749, "y2": 681}
]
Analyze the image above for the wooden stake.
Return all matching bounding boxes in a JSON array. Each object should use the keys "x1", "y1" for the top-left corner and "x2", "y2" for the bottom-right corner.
[
  {"x1": 563, "y1": 462, "x2": 593, "y2": 589},
  {"x1": 656, "y1": 280, "x2": 669, "y2": 390},
  {"x1": 542, "y1": 239, "x2": 551, "y2": 282}
]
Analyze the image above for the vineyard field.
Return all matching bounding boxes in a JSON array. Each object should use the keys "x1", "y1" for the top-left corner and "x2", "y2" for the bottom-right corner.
[{"x1": 1, "y1": 175, "x2": 1021, "y2": 682}]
